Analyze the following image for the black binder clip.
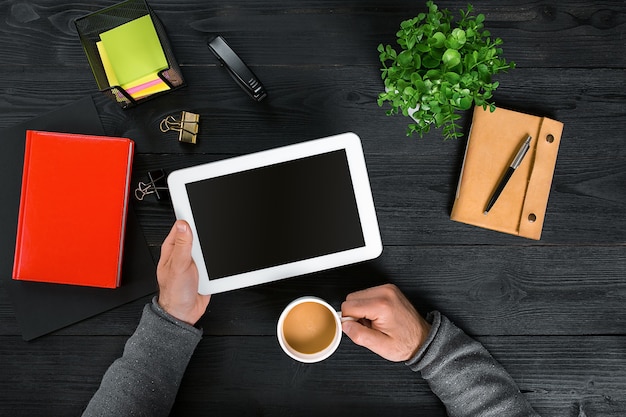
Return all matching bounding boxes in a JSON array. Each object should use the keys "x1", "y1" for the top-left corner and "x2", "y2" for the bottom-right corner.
[
  {"x1": 207, "y1": 35, "x2": 267, "y2": 102},
  {"x1": 135, "y1": 169, "x2": 169, "y2": 201},
  {"x1": 160, "y1": 111, "x2": 200, "y2": 144}
]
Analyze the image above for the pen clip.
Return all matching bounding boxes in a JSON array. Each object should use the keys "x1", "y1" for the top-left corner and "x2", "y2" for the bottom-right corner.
[{"x1": 511, "y1": 135, "x2": 532, "y2": 169}]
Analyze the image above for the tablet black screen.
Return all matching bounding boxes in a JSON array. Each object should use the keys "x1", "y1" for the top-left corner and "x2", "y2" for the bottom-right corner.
[{"x1": 186, "y1": 149, "x2": 366, "y2": 279}]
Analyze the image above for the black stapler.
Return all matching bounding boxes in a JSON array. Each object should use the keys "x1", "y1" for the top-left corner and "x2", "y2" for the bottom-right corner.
[{"x1": 207, "y1": 35, "x2": 267, "y2": 102}]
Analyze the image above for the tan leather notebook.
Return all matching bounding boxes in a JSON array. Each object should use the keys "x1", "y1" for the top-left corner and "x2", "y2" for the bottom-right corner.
[{"x1": 451, "y1": 106, "x2": 564, "y2": 240}]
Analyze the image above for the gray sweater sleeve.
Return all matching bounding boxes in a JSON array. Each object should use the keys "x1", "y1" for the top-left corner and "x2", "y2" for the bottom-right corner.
[
  {"x1": 82, "y1": 297, "x2": 203, "y2": 417},
  {"x1": 406, "y1": 311, "x2": 540, "y2": 417}
]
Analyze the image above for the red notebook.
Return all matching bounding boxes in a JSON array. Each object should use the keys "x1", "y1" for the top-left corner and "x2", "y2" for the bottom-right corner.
[{"x1": 13, "y1": 130, "x2": 134, "y2": 288}]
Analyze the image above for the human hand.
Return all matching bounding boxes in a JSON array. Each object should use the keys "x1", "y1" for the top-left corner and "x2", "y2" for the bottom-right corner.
[
  {"x1": 156, "y1": 220, "x2": 211, "y2": 325},
  {"x1": 341, "y1": 284, "x2": 431, "y2": 362}
]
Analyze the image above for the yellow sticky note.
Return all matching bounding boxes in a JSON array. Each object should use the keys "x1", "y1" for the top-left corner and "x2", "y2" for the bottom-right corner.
[
  {"x1": 99, "y1": 15, "x2": 169, "y2": 86},
  {"x1": 96, "y1": 41, "x2": 119, "y2": 87}
]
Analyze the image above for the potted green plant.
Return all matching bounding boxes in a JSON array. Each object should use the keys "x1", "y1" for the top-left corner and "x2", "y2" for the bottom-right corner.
[{"x1": 377, "y1": 1, "x2": 515, "y2": 140}]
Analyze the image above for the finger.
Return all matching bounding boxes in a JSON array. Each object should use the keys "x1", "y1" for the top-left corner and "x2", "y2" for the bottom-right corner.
[
  {"x1": 342, "y1": 320, "x2": 389, "y2": 351},
  {"x1": 341, "y1": 298, "x2": 385, "y2": 322}
]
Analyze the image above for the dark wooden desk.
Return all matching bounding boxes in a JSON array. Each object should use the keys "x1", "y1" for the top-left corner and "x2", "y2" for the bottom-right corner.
[{"x1": 1, "y1": 1, "x2": 625, "y2": 416}]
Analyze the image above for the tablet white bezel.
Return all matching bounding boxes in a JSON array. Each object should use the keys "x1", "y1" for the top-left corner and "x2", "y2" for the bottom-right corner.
[{"x1": 167, "y1": 132, "x2": 382, "y2": 294}]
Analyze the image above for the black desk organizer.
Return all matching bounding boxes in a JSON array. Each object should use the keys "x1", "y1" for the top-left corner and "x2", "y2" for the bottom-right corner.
[{"x1": 75, "y1": 0, "x2": 185, "y2": 109}]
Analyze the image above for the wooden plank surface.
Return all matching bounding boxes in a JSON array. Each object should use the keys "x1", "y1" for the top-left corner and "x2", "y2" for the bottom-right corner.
[
  {"x1": 0, "y1": 0, "x2": 624, "y2": 416},
  {"x1": 0, "y1": 335, "x2": 624, "y2": 417}
]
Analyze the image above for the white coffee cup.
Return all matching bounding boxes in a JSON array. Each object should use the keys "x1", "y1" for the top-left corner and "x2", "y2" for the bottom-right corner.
[{"x1": 277, "y1": 296, "x2": 351, "y2": 363}]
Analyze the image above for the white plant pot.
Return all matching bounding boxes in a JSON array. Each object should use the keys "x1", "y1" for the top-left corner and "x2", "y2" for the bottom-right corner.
[{"x1": 385, "y1": 86, "x2": 427, "y2": 124}]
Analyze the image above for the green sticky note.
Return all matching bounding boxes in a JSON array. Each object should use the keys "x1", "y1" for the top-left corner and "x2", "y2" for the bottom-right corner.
[{"x1": 99, "y1": 15, "x2": 169, "y2": 87}]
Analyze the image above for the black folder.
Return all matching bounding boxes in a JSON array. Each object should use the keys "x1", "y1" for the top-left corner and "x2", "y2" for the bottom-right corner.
[{"x1": 0, "y1": 96, "x2": 157, "y2": 341}]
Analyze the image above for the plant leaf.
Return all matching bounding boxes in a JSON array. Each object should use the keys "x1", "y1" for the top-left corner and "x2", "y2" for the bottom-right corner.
[
  {"x1": 422, "y1": 55, "x2": 441, "y2": 68},
  {"x1": 444, "y1": 72, "x2": 461, "y2": 83},
  {"x1": 430, "y1": 32, "x2": 446, "y2": 48},
  {"x1": 398, "y1": 50, "x2": 413, "y2": 66},
  {"x1": 442, "y1": 49, "x2": 461, "y2": 67},
  {"x1": 459, "y1": 95, "x2": 473, "y2": 110}
]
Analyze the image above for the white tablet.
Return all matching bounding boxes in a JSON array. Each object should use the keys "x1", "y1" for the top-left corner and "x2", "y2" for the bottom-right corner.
[{"x1": 167, "y1": 132, "x2": 382, "y2": 294}]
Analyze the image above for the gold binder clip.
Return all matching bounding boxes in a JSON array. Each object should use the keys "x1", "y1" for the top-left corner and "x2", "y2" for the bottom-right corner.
[{"x1": 160, "y1": 111, "x2": 200, "y2": 144}]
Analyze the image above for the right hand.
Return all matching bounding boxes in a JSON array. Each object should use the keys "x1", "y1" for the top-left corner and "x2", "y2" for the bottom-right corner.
[{"x1": 341, "y1": 284, "x2": 431, "y2": 362}]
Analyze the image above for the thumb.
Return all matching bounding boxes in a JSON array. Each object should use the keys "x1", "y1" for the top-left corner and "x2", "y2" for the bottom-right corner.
[{"x1": 169, "y1": 221, "x2": 194, "y2": 270}]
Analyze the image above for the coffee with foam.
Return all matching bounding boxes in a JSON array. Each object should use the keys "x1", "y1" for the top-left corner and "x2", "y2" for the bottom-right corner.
[
  {"x1": 277, "y1": 296, "x2": 343, "y2": 363},
  {"x1": 282, "y1": 301, "x2": 337, "y2": 354}
]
